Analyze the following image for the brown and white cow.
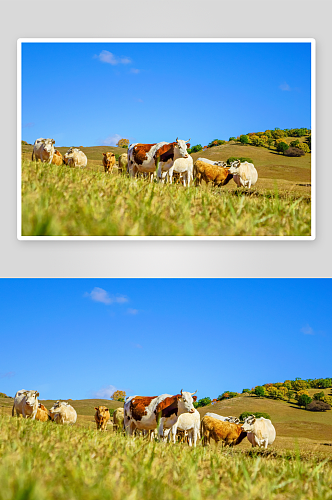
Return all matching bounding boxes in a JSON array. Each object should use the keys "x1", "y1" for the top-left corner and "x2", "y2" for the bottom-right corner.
[
  {"x1": 94, "y1": 406, "x2": 110, "y2": 431},
  {"x1": 12, "y1": 389, "x2": 39, "y2": 419},
  {"x1": 124, "y1": 390, "x2": 197, "y2": 440},
  {"x1": 102, "y1": 152, "x2": 116, "y2": 173},
  {"x1": 127, "y1": 139, "x2": 190, "y2": 180}
]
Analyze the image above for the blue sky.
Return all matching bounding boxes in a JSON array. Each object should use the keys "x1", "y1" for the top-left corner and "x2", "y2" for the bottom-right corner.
[
  {"x1": 1, "y1": 279, "x2": 330, "y2": 401},
  {"x1": 21, "y1": 42, "x2": 311, "y2": 147}
]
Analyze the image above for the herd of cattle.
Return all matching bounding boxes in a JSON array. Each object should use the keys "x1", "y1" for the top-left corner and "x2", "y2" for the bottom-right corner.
[
  {"x1": 30, "y1": 138, "x2": 259, "y2": 189},
  {"x1": 11, "y1": 389, "x2": 276, "y2": 449}
]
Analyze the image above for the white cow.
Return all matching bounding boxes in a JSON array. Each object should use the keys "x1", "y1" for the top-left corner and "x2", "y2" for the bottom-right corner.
[
  {"x1": 32, "y1": 138, "x2": 55, "y2": 164},
  {"x1": 170, "y1": 408, "x2": 200, "y2": 447},
  {"x1": 205, "y1": 413, "x2": 240, "y2": 424},
  {"x1": 127, "y1": 139, "x2": 190, "y2": 179},
  {"x1": 124, "y1": 390, "x2": 197, "y2": 440},
  {"x1": 49, "y1": 401, "x2": 77, "y2": 424},
  {"x1": 63, "y1": 148, "x2": 88, "y2": 168},
  {"x1": 160, "y1": 156, "x2": 194, "y2": 186},
  {"x1": 12, "y1": 389, "x2": 39, "y2": 419},
  {"x1": 241, "y1": 415, "x2": 276, "y2": 449},
  {"x1": 196, "y1": 158, "x2": 225, "y2": 166},
  {"x1": 228, "y1": 160, "x2": 258, "y2": 188}
]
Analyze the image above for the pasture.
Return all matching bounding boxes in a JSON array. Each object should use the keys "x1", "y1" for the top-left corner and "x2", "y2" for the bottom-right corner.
[
  {"x1": 21, "y1": 142, "x2": 311, "y2": 237},
  {"x1": 1, "y1": 392, "x2": 332, "y2": 500}
]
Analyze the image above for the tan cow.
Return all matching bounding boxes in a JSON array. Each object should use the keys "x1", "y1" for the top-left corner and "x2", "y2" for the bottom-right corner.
[
  {"x1": 118, "y1": 153, "x2": 128, "y2": 174},
  {"x1": 94, "y1": 406, "x2": 110, "y2": 431},
  {"x1": 201, "y1": 416, "x2": 247, "y2": 447},
  {"x1": 12, "y1": 389, "x2": 39, "y2": 419},
  {"x1": 103, "y1": 152, "x2": 116, "y2": 173},
  {"x1": 63, "y1": 148, "x2": 87, "y2": 168},
  {"x1": 35, "y1": 403, "x2": 50, "y2": 422},
  {"x1": 193, "y1": 160, "x2": 233, "y2": 187},
  {"x1": 49, "y1": 401, "x2": 77, "y2": 424},
  {"x1": 51, "y1": 149, "x2": 63, "y2": 166},
  {"x1": 113, "y1": 407, "x2": 124, "y2": 432}
]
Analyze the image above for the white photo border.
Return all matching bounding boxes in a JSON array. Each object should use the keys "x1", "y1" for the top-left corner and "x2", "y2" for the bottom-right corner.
[{"x1": 17, "y1": 38, "x2": 316, "y2": 241}]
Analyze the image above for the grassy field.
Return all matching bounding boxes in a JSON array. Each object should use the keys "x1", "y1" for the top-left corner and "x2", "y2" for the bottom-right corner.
[
  {"x1": 21, "y1": 141, "x2": 311, "y2": 237},
  {"x1": 1, "y1": 391, "x2": 332, "y2": 500}
]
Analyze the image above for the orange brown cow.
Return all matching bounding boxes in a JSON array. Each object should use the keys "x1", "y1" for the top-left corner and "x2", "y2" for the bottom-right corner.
[
  {"x1": 103, "y1": 152, "x2": 116, "y2": 173},
  {"x1": 94, "y1": 406, "x2": 110, "y2": 431},
  {"x1": 201, "y1": 415, "x2": 247, "y2": 447},
  {"x1": 193, "y1": 160, "x2": 233, "y2": 187}
]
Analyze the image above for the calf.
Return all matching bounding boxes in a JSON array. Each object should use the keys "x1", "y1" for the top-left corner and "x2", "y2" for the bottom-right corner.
[
  {"x1": 201, "y1": 415, "x2": 247, "y2": 447},
  {"x1": 118, "y1": 153, "x2": 128, "y2": 174},
  {"x1": 51, "y1": 149, "x2": 63, "y2": 166},
  {"x1": 94, "y1": 406, "x2": 110, "y2": 431},
  {"x1": 35, "y1": 403, "x2": 51, "y2": 422},
  {"x1": 193, "y1": 160, "x2": 233, "y2": 187},
  {"x1": 170, "y1": 408, "x2": 200, "y2": 447},
  {"x1": 103, "y1": 152, "x2": 116, "y2": 173},
  {"x1": 12, "y1": 389, "x2": 39, "y2": 420},
  {"x1": 49, "y1": 401, "x2": 77, "y2": 424},
  {"x1": 113, "y1": 407, "x2": 124, "y2": 432}
]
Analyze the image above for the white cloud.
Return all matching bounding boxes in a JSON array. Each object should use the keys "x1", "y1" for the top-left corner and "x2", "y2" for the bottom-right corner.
[
  {"x1": 136, "y1": 98, "x2": 144, "y2": 103},
  {"x1": 92, "y1": 385, "x2": 117, "y2": 399},
  {"x1": 127, "y1": 308, "x2": 139, "y2": 315},
  {"x1": 94, "y1": 50, "x2": 131, "y2": 65},
  {"x1": 301, "y1": 324, "x2": 314, "y2": 335},
  {"x1": 101, "y1": 134, "x2": 122, "y2": 146},
  {"x1": 130, "y1": 68, "x2": 140, "y2": 74},
  {"x1": 0, "y1": 371, "x2": 15, "y2": 378},
  {"x1": 131, "y1": 342, "x2": 142, "y2": 349},
  {"x1": 23, "y1": 122, "x2": 34, "y2": 128},
  {"x1": 279, "y1": 82, "x2": 291, "y2": 91},
  {"x1": 84, "y1": 287, "x2": 128, "y2": 305}
]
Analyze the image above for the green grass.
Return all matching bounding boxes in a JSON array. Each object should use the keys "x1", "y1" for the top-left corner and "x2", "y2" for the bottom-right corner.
[
  {"x1": 21, "y1": 160, "x2": 311, "y2": 236},
  {"x1": 1, "y1": 415, "x2": 332, "y2": 500}
]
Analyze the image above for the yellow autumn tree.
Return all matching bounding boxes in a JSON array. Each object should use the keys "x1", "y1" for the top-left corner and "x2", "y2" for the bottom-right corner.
[
  {"x1": 116, "y1": 138, "x2": 130, "y2": 148},
  {"x1": 111, "y1": 390, "x2": 126, "y2": 401}
]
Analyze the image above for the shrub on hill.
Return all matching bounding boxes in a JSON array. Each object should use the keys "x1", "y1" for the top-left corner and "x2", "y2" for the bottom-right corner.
[
  {"x1": 239, "y1": 411, "x2": 271, "y2": 421},
  {"x1": 0, "y1": 392, "x2": 10, "y2": 398},
  {"x1": 194, "y1": 397, "x2": 211, "y2": 408},
  {"x1": 305, "y1": 135, "x2": 311, "y2": 151},
  {"x1": 296, "y1": 142, "x2": 310, "y2": 153},
  {"x1": 306, "y1": 400, "x2": 331, "y2": 412},
  {"x1": 298, "y1": 394, "x2": 312, "y2": 408},
  {"x1": 313, "y1": 392, "x2": 325, "y2": 401},
  {"x1": 240, "y1": 135, "x2": 249, "y2": 144},
  {"x1": 227, "y1": 157, "x2": 253, "y2": 165},
  {"x1": 188, "y1": 144, "x2": 203, "y2": 154},
  {"x1": 242, "y1": 389, "x2": 251, "y2": 393},
  {"x1": 276, "y1": 142, "x2": 289, "y2": 154},
  {"x1": 207, "y1": 139, "x2": 226, "y2": 148},
  {"x1": 254, "y1": 386, "x2": 266, "y2": 397},
  {"x1": 217, "y1": 391, "x2": 239, "y2": 401},
  {"x1": 229, "y1": 137, "x2": 236, "y2": 141},
  {"x1": 284, "y1": 147, "x2": 305, "y2": 157},
  {"x1": 21, "y1": 140, "x2": 28, "y2": 146},
  {"x1": 322, "y1": 396, "x2": 332, "y2": 406}
]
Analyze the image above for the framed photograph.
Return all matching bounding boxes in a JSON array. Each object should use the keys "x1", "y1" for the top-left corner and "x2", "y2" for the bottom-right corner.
[{"x1": 18, "y1": 39, "x2": 315, "y2": 239}]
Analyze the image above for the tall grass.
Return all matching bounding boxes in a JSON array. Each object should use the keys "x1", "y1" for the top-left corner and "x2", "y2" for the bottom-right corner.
[
  {"x1": 21, "y1": 161, "x2": 311, "y2": 236},
  {"x1": 0, "y1": 415, "x2": 331, "y2": 500}
]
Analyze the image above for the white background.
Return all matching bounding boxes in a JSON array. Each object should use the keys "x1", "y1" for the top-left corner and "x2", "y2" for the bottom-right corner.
[{"x1": 1, "y1": 0, "x2": 330, "y2": 277}]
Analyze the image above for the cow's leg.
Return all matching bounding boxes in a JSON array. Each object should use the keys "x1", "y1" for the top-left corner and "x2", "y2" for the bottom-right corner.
[
  {"x1": 171, "y1": 425, "x2": 177, "y2": 444},
  {"x1": 188, "y1": 430, "x2": 193, "y2": 447}
]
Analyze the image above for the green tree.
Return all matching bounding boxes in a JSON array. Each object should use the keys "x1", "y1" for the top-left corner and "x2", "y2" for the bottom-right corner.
[
  {"x1": 292, "y1": 379, "x2": 308, "y2": 391},
  {"x1": 229, "y1": 137, "x2": 236, "y2": 141},
  {"x1": 242, "y1": 389, "x2": 250, "y2": 393},
  {"x1": 313, "y1": 392, "x2": 325, "y2": 401},
  {"x1": 240, "y1": 135, "x2": 249, "y2": 144},
  {"x1": 276, "y1": 142, "x2": 289, "y2": 154},
  {"x1": 254, "y1": 386, "x2": 266, "y2": 397},
  {"x1": 188, "y1": 144, "x2": 202, "y2": 154},
  {"x1": 195, "y1": 397, "x2": 211, "y2": 407},
  {"x1": 116, "y1": 138, "x2": 130, "y2": 148},
  {"x1": 298, "y1": 394, "x2": 312, "y2": 408},
  {"x1": 287, "y1": 389, "x2": 294, "y2": 402}
]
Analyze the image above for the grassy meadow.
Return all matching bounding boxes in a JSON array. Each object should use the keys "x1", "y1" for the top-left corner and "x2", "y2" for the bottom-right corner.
[
  {"x1": 21, "y1": 141, "x2": 312, "y2": 237},
  {"x1": 1, "y1": 390, "x2": 332, "y2": 500}
]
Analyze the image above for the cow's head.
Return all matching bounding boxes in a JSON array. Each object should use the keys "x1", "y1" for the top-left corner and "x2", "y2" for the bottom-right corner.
[
  {"x1": 25, "y1": 390, "x2": 39, "y2": 407},
  {"x1": 43, "y1": 141, "x2": 55, "y2": 155},
  {"x1": 95, "y1": 406, "x2": 110, "y2": 417},
  {"x1": 228, "y1": 160, "x2": 241, "y2": 174},
  {"x1": 175, "y1": 138, "x2": 190, "y2": 159},
  {"x1": 241, "y1": 415, "x2": 256, "y2": 432},
  {"x1": 178, "y1": 389, "x2": 197, "y2": 414}
]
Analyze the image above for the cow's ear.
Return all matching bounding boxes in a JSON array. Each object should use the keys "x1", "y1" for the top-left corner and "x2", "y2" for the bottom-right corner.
[
  {"x1": 36, "y1": 392, "x2": 40, "y2": 397},
  {"x1": 103, "y1": 153, "x2": 106, "y2": 156},
  {"x1": 52, "y1": 140, "x2": 55, "y2": 145},
  {"x1": 94, "y1": 407, "x2": 98, "y2": 410}
]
